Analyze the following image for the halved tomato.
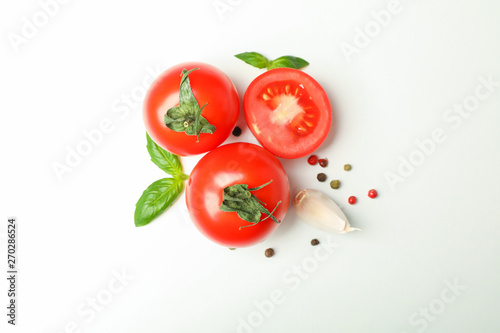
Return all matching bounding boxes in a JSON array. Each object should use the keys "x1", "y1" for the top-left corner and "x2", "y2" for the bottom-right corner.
[{"x1": 243, "y1": 68, "x2": 332, "y2": 159}]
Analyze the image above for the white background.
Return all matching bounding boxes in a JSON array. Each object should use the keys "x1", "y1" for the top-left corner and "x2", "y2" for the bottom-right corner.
[{"x1": 1, "y1": 0, "x2": 500, "y2": 332}]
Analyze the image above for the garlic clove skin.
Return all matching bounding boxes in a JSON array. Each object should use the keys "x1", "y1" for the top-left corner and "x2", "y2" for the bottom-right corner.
[{"x1": 293, "y1": 189, "x2": 360, "y2": 234}]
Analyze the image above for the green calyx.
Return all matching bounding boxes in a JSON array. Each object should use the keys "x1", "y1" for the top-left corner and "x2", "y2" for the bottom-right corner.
[
  {"x1": 234, "y1": 52, "x2": 309, "y2": 71},
  {"x1": 164, "y1": 68, "x2": 216, "y2": 142},
  {"x1": 220, "y1": 180, "x2": 282, "y2": 230}
]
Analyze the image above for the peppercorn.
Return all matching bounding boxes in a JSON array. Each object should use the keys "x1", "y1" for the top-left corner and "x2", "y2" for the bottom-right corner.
[
  {"x1": 344, "y1": 164, "x2": 352, "y2": 171},
  {"x1": 232, "y1": 126, "x2": 242, "y2": 137},
  {"x1": 330, "y1": 180, "x2": 340, "y2": 189},
  {"x1": 319, "y1": 158, "x2": 328, "y2": 167},
  {"x1": 265, "y1": 248, "x2": 274, "y2": 258},
  {"x1": 311, "y1": 239, "x2": 320, "y2": 246},
  {"x1": 307, "y1": 155, "x2": 318, "y2": 165},
  {"x1": 317, "y1": 173, "x2": 327, "y2": 182}
]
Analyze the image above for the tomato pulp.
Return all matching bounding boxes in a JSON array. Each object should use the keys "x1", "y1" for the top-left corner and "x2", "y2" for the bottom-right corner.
[
  {"x1": 143, "y1": 62, "x2": 239, "y2": 156},
  {"x1": 185, "y1": 142, "x2": 290, "y2": 248},
  {"x1": 243, "y1": 68, "x2": 332, "y2": 159}
]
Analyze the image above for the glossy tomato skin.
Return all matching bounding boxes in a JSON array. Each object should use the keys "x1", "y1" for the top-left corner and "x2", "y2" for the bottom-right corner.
[
  {"x1": 243, "y1": 68, "x2": 332, "y2": 159},
  {"x1": 144, "y1": 62, "x2": 239, "y2": 156},
  {"x1": 185, "y1": 143, "x2": 290, "y2": 248}
]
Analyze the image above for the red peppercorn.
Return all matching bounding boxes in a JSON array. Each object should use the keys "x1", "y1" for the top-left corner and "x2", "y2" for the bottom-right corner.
[
  {"x1": 368, "y1": 189, "x2": 378, "y2": 198},
  {"x1": 348, "y1": 196, "x2": 357, "y2": 205},
  {"x1": 318, "y1": 158, "x2": 328, "y2": 167},
  {"x1": 307, "y1": 155, "x2": 318, "y2": 165}
]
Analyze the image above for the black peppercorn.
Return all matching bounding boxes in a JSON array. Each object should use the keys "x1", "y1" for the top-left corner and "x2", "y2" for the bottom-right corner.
[
  {"x1": 317, "y1": 173, "x2": 327, "y2": 182},
  {"x1": 232, "y1": 126, "x2": 242, "y2": 137}
]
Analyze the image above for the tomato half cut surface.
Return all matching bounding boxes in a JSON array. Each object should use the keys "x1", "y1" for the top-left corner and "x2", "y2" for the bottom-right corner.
[{"x1": 243, "y1": 68, "x2": 332, "y2": 159}]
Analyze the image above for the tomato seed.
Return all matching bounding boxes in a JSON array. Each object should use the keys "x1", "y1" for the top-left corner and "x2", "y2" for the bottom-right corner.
[
  {"x1": 348, "y1": 196, "x2": 357, "y2": 205},
  {"x1": 232, "y1": 126, "x2": 242, "y2": 137},
  {"x1": 368, "y1": 189, "x2": 378, "y2": 198},
  {"x1": 308, "y1": 155, "x2": 318, "y2": 165},
  {"x1": 317, "y1": 173, "x2": 327, "y2": 182},
  {"x1": 319, "y1": 158, "x2": 328, "y2": 167},
  {"x1": 265, "y1": 248, "x2": 275, "y2": 258}
]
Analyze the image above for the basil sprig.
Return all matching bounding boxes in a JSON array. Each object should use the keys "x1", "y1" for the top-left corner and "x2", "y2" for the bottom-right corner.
[
  {"x1": 234, "y1": 52, "x2": 309, "y2": 71},
  {"x1": 134, "y1": 134, "x2": 189, "y2": 227}
]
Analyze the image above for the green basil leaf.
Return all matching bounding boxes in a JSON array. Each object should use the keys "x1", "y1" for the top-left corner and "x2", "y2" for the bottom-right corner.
[
  {"x1": 236, "y1": 52, "x2": 309, "y2": 71},
  {"x1": 268, "y1": 56, "x2": 309, "y2": 70},
  {"x1": 134, "y1": 178, "x2": 184, "y2": 227},
  {"x1": 146, "y1": 133, "x2": 183, "y2": 176},
  {"x1": 234, "y1": 52, "x2": 270, "y2": 69}
]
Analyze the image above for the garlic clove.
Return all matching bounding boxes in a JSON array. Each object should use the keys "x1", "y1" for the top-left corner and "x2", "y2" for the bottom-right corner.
[
  {"x1": 293, "y1": 189, "x2": 360, "y2": 234},
  {"x1": 343, "y1": 226, "x2": 362, "y2": 233}
]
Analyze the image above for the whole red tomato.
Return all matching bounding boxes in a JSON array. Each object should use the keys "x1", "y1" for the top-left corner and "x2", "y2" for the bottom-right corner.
[
  {"x1": 143, "y1": 62, "x2": 239, "y2": 156},
  {"x1": 185, "y1": 142, "x2": 290, "y2": 248},
  {"x1": 243, "y1": 68, "x2": 332, "y2": 159}
]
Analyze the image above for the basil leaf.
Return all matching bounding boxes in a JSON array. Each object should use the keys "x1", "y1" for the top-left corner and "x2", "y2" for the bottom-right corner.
[
  {"x1": 146, "y1": 133, "x2": 182, "y2": 177},
  {"x1": 235, "y1": 52, "x2": 309, "y2": 71},
  {"x1": 268, "y1": 56, "x2": 309, "y2": 70},
  {"x1": 134, "y1": 178, "x2": 184, "y2": 227},
  {"x1": 234, "y1": 52, "x2": 270, "y2": 69}
]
